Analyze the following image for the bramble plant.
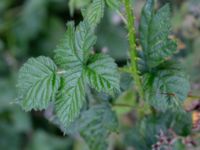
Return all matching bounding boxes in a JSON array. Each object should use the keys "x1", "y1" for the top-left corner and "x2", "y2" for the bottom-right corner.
[{"x1": 16, "y1": 0, "x2": 196, "y2": 149}]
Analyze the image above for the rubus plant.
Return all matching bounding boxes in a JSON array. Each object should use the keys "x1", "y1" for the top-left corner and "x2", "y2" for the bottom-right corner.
[{"x1": 16, "y1": 0, "x2": 193, "y2": 149}]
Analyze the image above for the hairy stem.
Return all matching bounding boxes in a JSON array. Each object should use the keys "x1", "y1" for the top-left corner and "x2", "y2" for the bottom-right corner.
[{"x1": 123, "y1": 0, "x2": 144, "y2": 101}]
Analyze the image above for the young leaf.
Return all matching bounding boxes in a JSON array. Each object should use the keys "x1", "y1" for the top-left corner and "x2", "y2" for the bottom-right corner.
[
  {"x1": 143, "y1": 62, "x2": 190, "y2": 111},
  {"x1": 86, "y1": 54, "x2": 120, "y2": 94},
  {"x1": 67, "y1": 104, "x2": 118, "y2": 150},
  {"x1": 84, "y1": 0, "x2": 105, "y2": 27},
  {"x1": 140, "y1": 0, "x2": 177, "y2": 68},
  {"x1": 17, "y1": 56, "x2": 60, "y2": 111}
]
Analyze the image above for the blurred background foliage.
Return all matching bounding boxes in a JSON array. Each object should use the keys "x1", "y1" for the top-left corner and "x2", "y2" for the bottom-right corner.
[{"x1": 0, "y1": 0, "x2": 200, "y2": 149}]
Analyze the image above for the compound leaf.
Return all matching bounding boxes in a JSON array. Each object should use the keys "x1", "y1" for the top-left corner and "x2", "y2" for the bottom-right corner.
[
  {"x1": 18, "y1": 17, "x2": 120, "y2": 130},
  {"x1": 17, "y1": 56, "x2": 60, "y2": 111},
  {"x1": 140, "y1": 0, "x2": 177, "y2": 68},
  {"x1": 86, "y1": 54, "x2": 120, "y2": 94},
  {"x1": 143, "y1": 62, "x2": 190, "y2": 111}
]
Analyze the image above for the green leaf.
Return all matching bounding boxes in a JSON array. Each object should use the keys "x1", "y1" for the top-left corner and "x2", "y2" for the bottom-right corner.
[
  {"x1": 54, "y1": 22, "x2": 80, "y2": 69},
  {"x1": 84, "y1": 0, "x2": 105, "y2": 27},
  {"x1": 54, "y1": 21, "x2": 96, "y2": 66},
  {"x1": 17, "y1": 56, "x2": 60, "y2": 111},
  {"x1": 75, "y1": 21, "x2": 97, "y2": 61},
  {"x1": 143, "y1": 62, "x2": 190, "y2": 111},
  {"x1": 139, "y1": 0, "x2": 154, "y2": 57},
  {"x1": 55, "y1": 74, "x2": 85, "y2": 127},
  {"x1": 124, "y1": 111, "x2": 192, "y2": 150},
  {"x1": 68, "y1": 104, "x2": 118, "y2": 150},
  {"x1": 54, "y1": 22, "x2": 87, "y2": 127},
  {"x1": 18, "y1": 20, "x2": 120, "y2": 129},
  {"x1": 86, "y1": 54, "x2": 120, "y2": 94},
  {"x1": 140, "y1": 0, "x2": 177, "y2": 67},
  {"x1": 105, "y1": 0, "x2": 120, "y2": 10}
]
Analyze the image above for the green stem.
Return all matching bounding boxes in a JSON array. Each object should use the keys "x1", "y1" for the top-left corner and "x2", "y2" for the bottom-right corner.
[
  {"x1": 118, "y1": 66, "x2": 132, "y2": 74},
  {"x1": 188, "y1": 94, "x2": 200, "y2": 100},
  {"x1": 123, "y1": 0, "x2": 144, "y2": 101},
  {"x1": 113, "y1": 103, "x2": 134, "y2": 108}
]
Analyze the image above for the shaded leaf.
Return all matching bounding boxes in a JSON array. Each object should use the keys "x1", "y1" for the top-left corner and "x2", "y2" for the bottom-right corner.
[
  {"x1": 140, "y1": 0, "x2": 177, "y2": 67},
  {"x1": 124, "y1": 111, "x2": 192, "y2": 150},
  {"x1": 67, "y1": 104, "x2": 118, "y2": 150},
  {"x1": 143, "y1": 62, "x2": 190, "y2": 111}
]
